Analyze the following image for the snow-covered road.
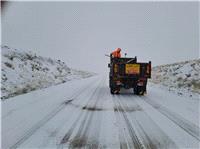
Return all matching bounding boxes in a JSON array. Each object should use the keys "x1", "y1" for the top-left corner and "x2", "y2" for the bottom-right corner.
[{"x1": 2, "y1": 75, "x2": 200, "y2": 149}]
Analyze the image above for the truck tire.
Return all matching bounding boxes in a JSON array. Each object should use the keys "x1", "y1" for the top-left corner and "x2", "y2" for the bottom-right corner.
[
  {"x1": 115, "y1": 88, "x2": 120, "y2": 94},
  {"x1": 134, "y1": 86, "x2": 139, "y2": 95},
  {"x1": 134, "y1": 87, "x2": 139, "y2": 95},
  {"x1": 110, "y1": 87, "x2": 120, "y2": 94},
  {"x1": 139, "y1": 90, "x2": 145, "y2": 95},
  {"x1": 109, "y1": 78, "x2": 112, "y2": 88},
  {"x1": 134, "y1": 86, "x2": 145, "y2": 95},
  {"x1": 110, "y1": 88, "x2": 115, "y2": 94}
]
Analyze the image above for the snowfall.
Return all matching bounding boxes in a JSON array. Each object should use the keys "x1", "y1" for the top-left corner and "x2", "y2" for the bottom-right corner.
[{"x1": 2, "y1": 46, "x2": 200, "y2": 149}]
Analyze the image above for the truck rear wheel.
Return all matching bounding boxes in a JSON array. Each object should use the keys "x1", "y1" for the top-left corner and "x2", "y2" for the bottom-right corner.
[
  {"x1": 110, "y1": 87, "x2": 120, "y2": 94},
  {"x1": 134, "y1": 87, "x2": 138, "y2": 95},
  {"x1": 134, "y1": 86, "x2": 145, "y2": 95},
  {"x1": 110, "y1": 87, "x2": 115, "y2": 94},
  {"x1": 115, "y1": 88, "x2": 120, "y2": 94}
]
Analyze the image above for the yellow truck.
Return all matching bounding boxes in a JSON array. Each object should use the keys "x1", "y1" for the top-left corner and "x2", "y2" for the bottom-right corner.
[{"x1": 108, "y1": 55, "x2": 151, "y2": 95}]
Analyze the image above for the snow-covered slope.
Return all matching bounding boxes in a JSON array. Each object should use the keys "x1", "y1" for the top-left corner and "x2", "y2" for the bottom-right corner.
[
  {"x1": 150, "y1": 59, "x2": 200, "y2": 96},
  {"x1": 1, "y1": 45, "x2": 95, "y2": 100}
]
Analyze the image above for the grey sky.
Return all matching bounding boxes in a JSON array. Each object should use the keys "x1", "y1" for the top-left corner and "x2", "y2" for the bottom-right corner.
[{"x1": 2, "y1": 2, "x2": 199, "y2": 73}]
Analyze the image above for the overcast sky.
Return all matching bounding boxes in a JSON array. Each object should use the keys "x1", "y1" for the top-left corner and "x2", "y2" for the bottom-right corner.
[{"x1": 2, "y1": 1, "x2": 199, "y2": 73}]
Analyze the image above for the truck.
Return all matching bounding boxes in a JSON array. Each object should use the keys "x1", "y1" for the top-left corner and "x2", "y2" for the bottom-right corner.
[{"x1": 108, "y1": 54, "x2": 151, "y2": 95}]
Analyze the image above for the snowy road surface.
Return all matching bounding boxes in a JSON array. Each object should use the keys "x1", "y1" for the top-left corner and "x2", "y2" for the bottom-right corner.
[{"x1": 2, "y1": 75, "x2": 200, "y2": 149}]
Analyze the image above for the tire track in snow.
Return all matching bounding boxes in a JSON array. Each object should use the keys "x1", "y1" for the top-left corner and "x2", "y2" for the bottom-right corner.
[
  {"x1": 59, "y1": 78, "x2": 106, "y2": 148},
  {"x1": 9, "y1": 78, "x2": 100, "y2": 149},
  {"x1": 116, "y1": 97, "x2": 144, "y2": 149},
  {"x1": 113, "y1": 99, "x2": 131, "y2": 149},
  {"x1": 119, "y1": 95, "x2": 177, "y2": 149},
  {"x1": 141, "y1": 96, "x2": 200, "y2": 141},
  {"x1": 10, "y1": 103, "x2": 69, "y2": 149},
  {"x1": 3, "y1": 76, "x2": 97, "y2": 119},
  {"x1": 59, "y1": 112, "x2": 85, "y2": 144},
  {"x1": 59, "y1": 78, "x2": 104, "y2": 146},
  {"x1": 58, "y1": 78, "x2": 105, "y2": 148},
  {"x1": 69, "y1": 78, "x2": 106, "y2": 148},
  {"x1": 113, "y1": 95, "x2": 144, "y2": 149},
  {"x1": 38, "y1": 78, "x2": 103, "y2": 148},
  {"x1": 111, "y1": 92, "x2": 129, "y2": 149}
]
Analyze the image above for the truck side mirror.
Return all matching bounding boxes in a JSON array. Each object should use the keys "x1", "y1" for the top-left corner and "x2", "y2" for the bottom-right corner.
[{"x1": 108, "y1": 64, "x2": 111, "y2": 68}]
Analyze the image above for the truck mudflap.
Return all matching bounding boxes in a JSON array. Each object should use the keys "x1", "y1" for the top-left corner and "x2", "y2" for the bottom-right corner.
[{"x1": 134, "y1": 85, "x2": 146, "y2": 95}]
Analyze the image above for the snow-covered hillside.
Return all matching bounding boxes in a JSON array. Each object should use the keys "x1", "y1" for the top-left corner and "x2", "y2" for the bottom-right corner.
[
  {"x1": 150, "y1": 59, "x2": 200, "y2": 97},
  {"x1": 1, "y1": 45, "x2": 95, "y2": 100}
]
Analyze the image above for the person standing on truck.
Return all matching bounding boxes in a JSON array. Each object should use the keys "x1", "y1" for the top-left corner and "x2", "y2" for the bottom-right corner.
[{"x1": 111, "y1": 48, "x2": 121, "y2": 58}]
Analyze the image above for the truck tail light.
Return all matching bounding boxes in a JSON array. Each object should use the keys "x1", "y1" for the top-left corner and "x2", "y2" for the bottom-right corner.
[
  {"x1": 137, "y1": 78, "x2": 146, "y2": 86},
  {"x1": 116, "y1": 80, "x2": 121, "y2": 85}
]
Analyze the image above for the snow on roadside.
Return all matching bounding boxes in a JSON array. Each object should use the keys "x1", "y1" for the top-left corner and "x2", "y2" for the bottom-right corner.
[
  {"x1": 1, "y1": 45, "x2": 95, "y2": 100},
  {"x1": 150, "y1": 59, "x2": 200, "y2": 98}
]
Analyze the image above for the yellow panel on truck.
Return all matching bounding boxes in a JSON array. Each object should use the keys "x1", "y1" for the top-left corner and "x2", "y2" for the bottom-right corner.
[{"x1": 125, "y1": 64, "x2": 140, "y2": 74}]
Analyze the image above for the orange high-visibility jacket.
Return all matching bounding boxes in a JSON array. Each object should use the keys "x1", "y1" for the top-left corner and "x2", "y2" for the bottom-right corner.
[{"x1": 111, "y1": 48, "x2": 121, "y2": 58}]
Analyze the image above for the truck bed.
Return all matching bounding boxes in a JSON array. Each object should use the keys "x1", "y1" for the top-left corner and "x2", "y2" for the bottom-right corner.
[{"x1": 111, "y1": 57, "x2": 151, "y2": 78}]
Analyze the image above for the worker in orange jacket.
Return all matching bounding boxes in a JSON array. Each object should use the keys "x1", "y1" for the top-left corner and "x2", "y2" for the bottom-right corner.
[{"x1": 111, "y1": 48, "x2": 121, "y2": 58}]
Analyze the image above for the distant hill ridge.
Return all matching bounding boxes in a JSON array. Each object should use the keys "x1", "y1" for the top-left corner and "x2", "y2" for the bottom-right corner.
[{"x1": 1, "y1": 45, "x2": 94, "y2": 100}]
